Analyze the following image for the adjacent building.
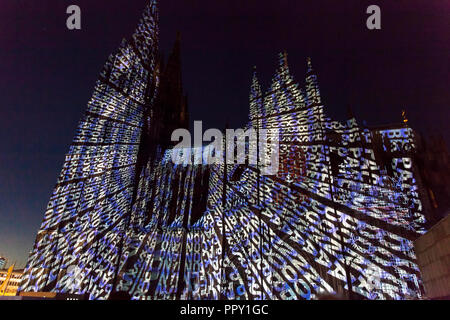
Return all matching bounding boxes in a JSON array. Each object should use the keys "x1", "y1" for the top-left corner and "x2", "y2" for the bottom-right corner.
[
  {"x1": 415, "y1": 134, "x2": 450, "y2": 226},
  {"x1": 414, "y1": 213, "x2": 450, "y2": 299},
  {"x1": 0, "y1": 268, "x2": 23, "y2": 296}
]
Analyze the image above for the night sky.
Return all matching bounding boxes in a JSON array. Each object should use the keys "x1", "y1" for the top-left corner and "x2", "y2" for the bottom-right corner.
[{"x1": 0, "y1": 0, "x2": 448, "y2": 267}]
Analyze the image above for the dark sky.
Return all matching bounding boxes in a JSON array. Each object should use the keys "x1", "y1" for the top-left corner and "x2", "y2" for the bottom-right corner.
[{"x1": 0, "y1": 0, "x2": 448, "y2": 267}]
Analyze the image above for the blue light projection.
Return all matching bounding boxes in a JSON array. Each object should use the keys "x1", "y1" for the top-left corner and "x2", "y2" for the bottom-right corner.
[{"x1": 20, "y1": 1, "x2": 426, "y2": 300}]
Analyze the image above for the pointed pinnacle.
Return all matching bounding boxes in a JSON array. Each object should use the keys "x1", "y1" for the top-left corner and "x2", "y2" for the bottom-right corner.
[
  {"x1": 280, "y1": 51, "x2": 289, "y2": 69},
  {"x1": 307, "y1": 57, "x2": 313, "y2": 72}
]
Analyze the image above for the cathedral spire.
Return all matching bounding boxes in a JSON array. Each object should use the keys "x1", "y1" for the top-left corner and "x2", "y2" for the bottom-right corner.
[
  {"x1": 157, "y1": 32, "x2": 189, "y2": 139},
  {"x1": 131, "y1": 0, "x2": 159, "y2": 68},
  {"x1": 164, "y1": 31, "x2": 183, "y2": 91}
]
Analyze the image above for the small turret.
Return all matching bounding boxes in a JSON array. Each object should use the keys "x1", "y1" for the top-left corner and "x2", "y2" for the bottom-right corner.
[
  {"x1": 305, "y1": 57, "x2": 322, "y2": 106},
  {"x1": 249, "y1": 66, "x2": 264, "y2": 125},
  {"x1": 401, "y1": 109, "x2": 409, "y2": 124},
  {"x1": 306, "y1": 56, "x2": 313, "y2": 73},
  {"x1": 281, "y1": 50, "x2": 289, "y2": 69}
]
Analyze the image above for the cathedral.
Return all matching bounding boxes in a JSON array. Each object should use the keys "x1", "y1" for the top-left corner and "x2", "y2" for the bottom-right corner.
[{"x1": 19, "y1": 0, "x2": 439, "y2": 300}]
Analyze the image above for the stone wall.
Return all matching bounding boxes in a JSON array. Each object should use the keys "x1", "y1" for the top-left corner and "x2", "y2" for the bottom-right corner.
[{"x1": 414, "y1": 213, "x2": 450, "y2": 299}]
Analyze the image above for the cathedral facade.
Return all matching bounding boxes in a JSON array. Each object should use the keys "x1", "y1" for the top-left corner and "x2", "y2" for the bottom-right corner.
[{"x1": 20, "y1": 0, "x2": 430, "y2": 300}]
